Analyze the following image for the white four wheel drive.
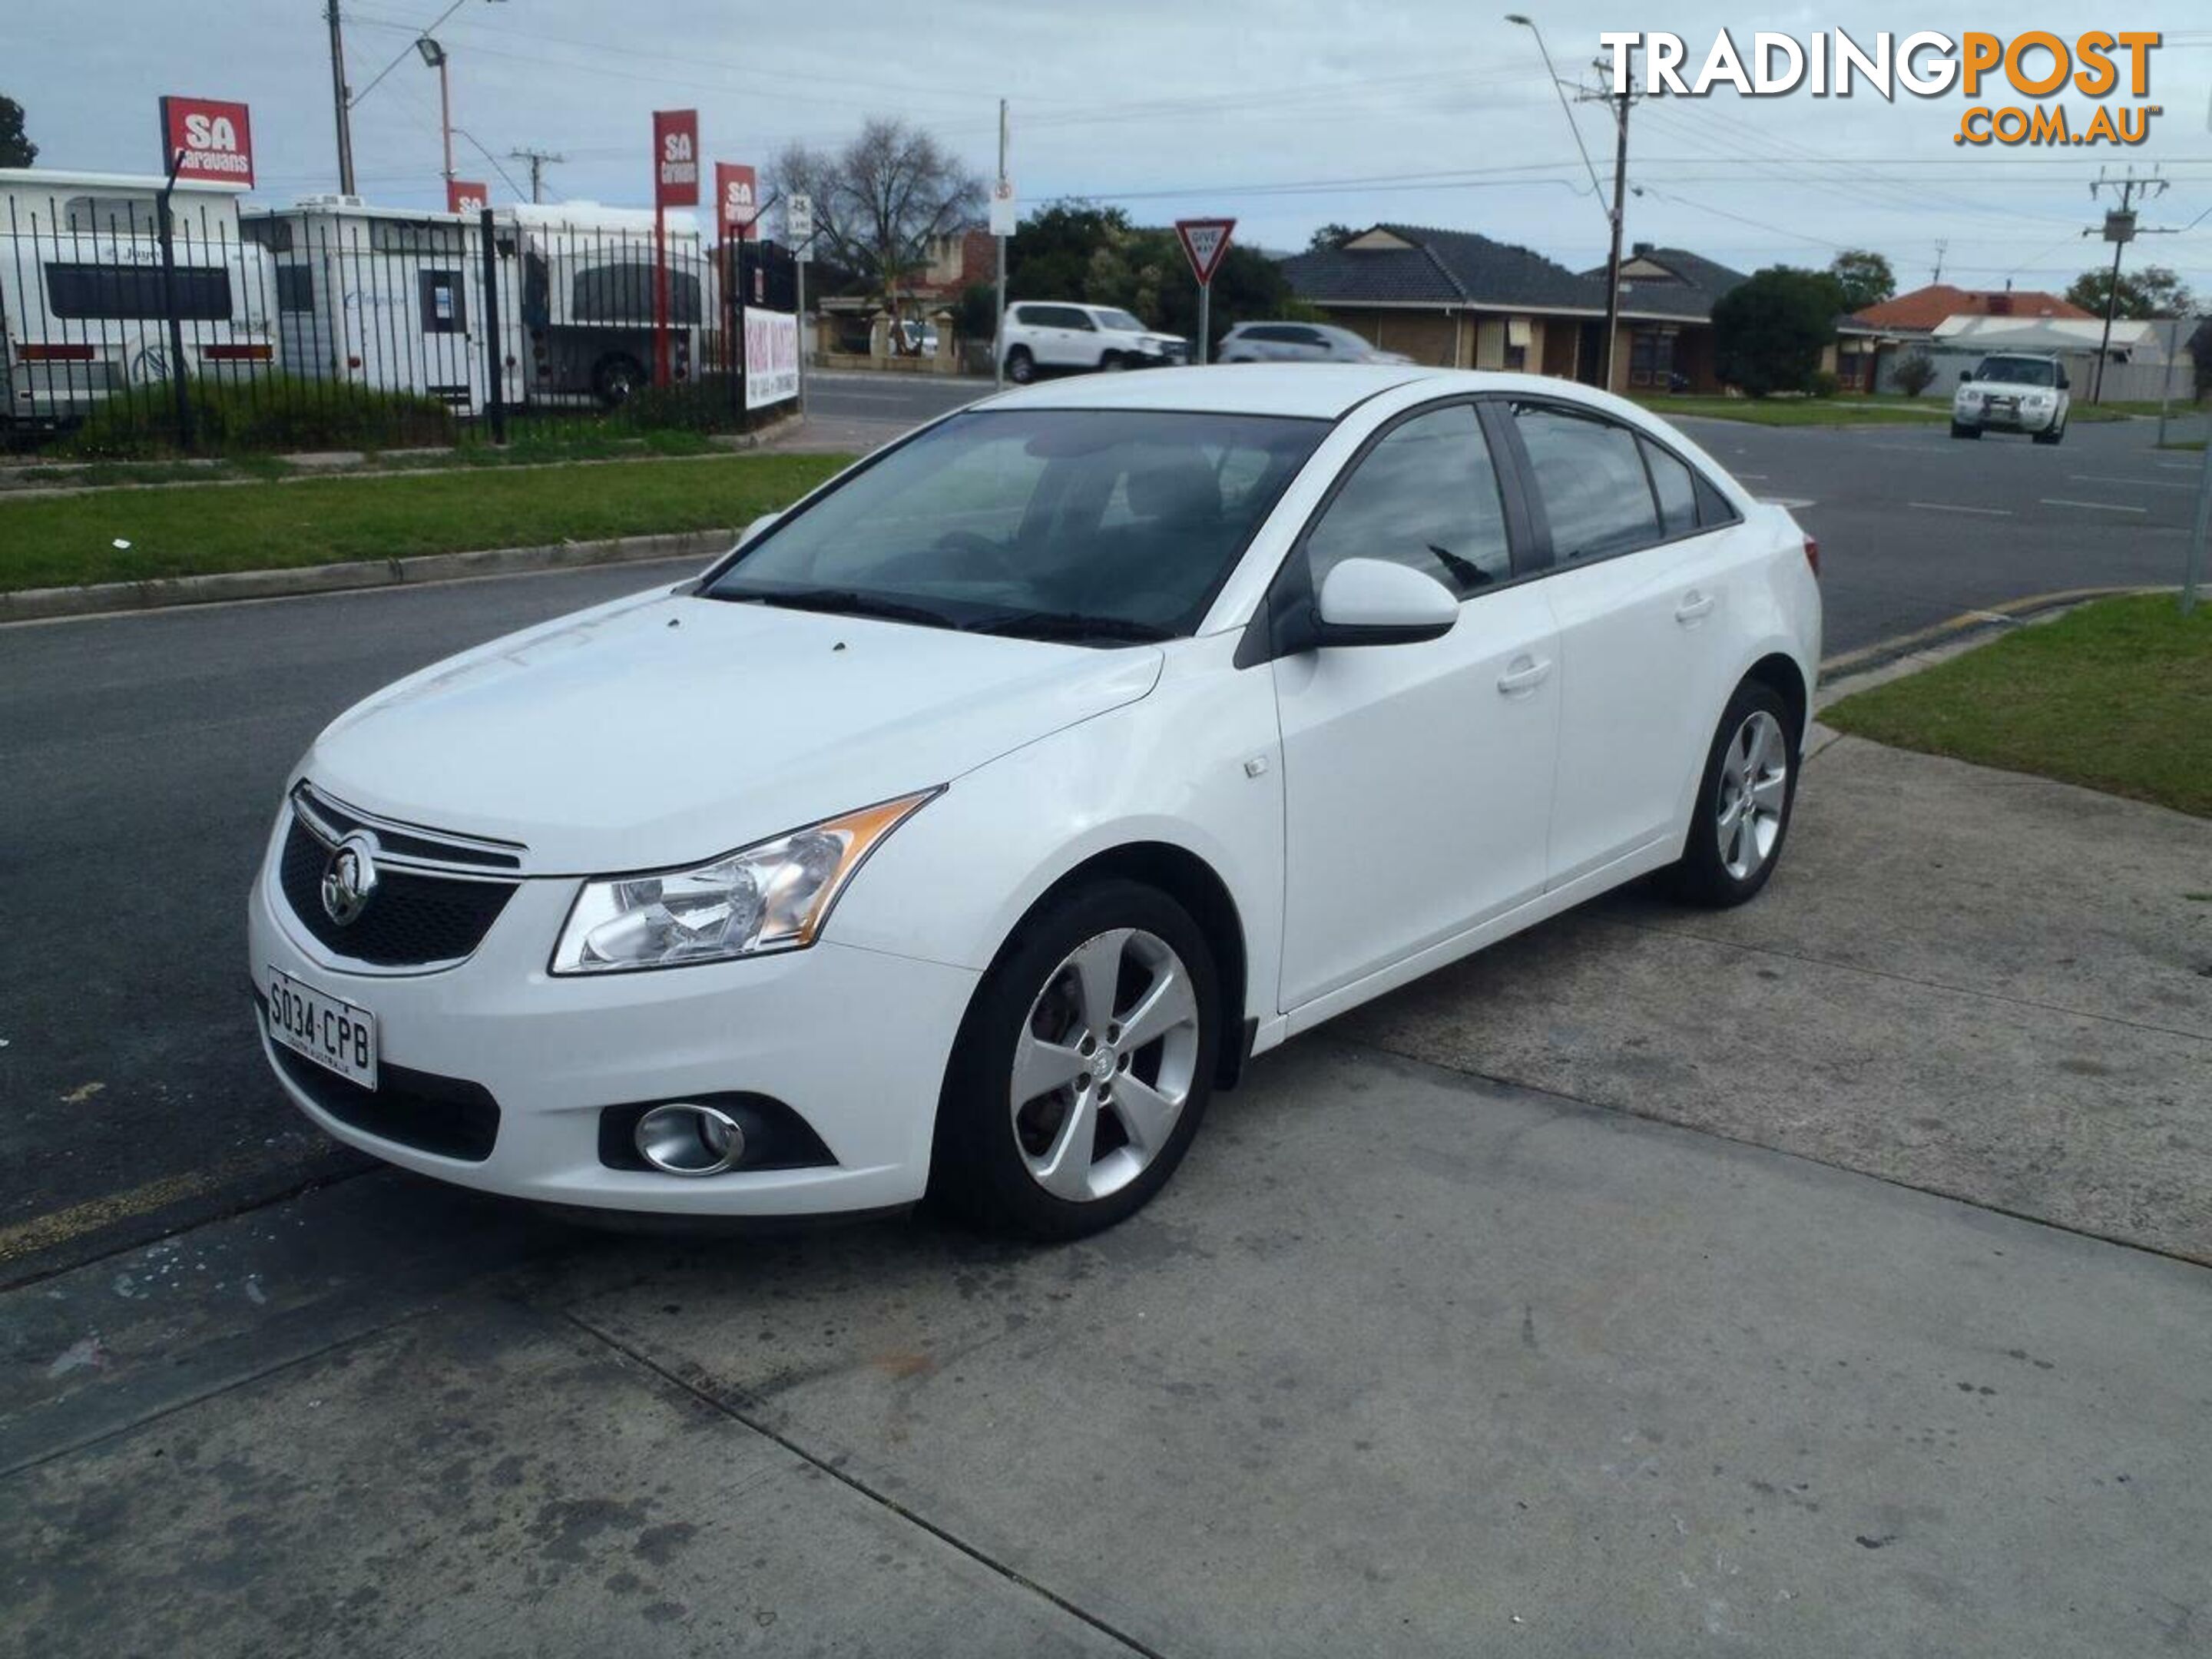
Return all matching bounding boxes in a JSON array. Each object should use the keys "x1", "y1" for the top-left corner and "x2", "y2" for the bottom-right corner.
[
  {"x1": 998, "y1": 303, "x2": 1189, "y2": 383},
  {"x1": 1951, "y1": 352, "x2": 2071, "y2": 445}
]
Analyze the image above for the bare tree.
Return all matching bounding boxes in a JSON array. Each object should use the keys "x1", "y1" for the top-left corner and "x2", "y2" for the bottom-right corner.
[{"x1": 773, "y1": 118, "x2": 982, "y2": 346}]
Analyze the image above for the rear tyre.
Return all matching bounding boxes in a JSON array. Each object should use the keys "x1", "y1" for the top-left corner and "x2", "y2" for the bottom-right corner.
[
  {"x1": 930, "y1": 879, "x2": 1219, "y2": 1241},
  {"x1": 1005, "y1": 346, "x2": 1035, "y2": 385},
  {"x1": 1949, "y1": 421, "x2": 1979, "y2": 439},
  {"x1": 592, "y1": 353, "x2": 645, "y2": 409},
  {"x1": 1669, "y1": 680, "x2": 1799, "y2": 909},
  {"x1": 1100, "y1": 352, "x2": 1128, "y2": 373}
]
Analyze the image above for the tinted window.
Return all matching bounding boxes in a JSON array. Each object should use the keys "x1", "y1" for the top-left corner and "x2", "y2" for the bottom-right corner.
[
  {"x1": 1641, "y1": 437, "x2": 1699, "y2": 536},
  {"x1": 1304, "y1": 404, "x2": 1512, "y2": 598},
  {"x1": 1512, "y1": 403, "x2": 1659, "y2": 561},
  {"x1": 419, "y1": 269, "x2": 465, "y2": 334},
  {"x1": 275, "y1": 266, "x2": 315, "y2": 313},
  {"x1": 708, "y1": 409, "x2": 1327, "y2": 641},
  {"x1": 572, "y1": 264, "x2": 700, "y2": 324},
  {"x1": 1243, "y1": 326, "x2": 1289, "y2": 343},
  {"x1": 45, "y1": 263, "x2": 232, "y2": 321},
  {"x1": 1975, "y1": 356, "x2": 2056, "y2": 386},
  {"x1": 1059, "y1": 308, "x2": 1097, "y2": 330}
]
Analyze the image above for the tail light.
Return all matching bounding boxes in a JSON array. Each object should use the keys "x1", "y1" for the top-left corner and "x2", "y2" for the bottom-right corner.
[
  {"x1": 202, "y1": 343, "x2": 274, "y2": 362},
  {"x1": 1803, "y1": 535, "x2": 1820, "y2": 578},
  {"x1": 17, "y1": 343, "x2": 97, "y2": 362}
]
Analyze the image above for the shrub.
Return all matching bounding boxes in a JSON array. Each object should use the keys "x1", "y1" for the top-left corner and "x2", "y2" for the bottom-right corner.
[
  {"x1": 1810, "y1": 370, "x2": 1841, "y2": 399},
  {"x1": 1893, "y1": 353, "x2": 1939, "y2": 398},
  {"x1": 1712, "y1": 267, "x2": 1843, "y2": 398},
  {"x1": 61, "y1": 374, "x2": 454, "y2": 459}
]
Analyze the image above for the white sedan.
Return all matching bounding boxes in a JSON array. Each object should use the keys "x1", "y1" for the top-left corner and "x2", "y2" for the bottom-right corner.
[{"x1": 250, "y1": 366, "x2": 1821, "y2": 1239}]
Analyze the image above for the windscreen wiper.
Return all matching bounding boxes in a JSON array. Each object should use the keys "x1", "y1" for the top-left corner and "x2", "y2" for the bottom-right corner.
[
  {"x1": 710, "y1": 588, "x2": 961, "y2": 631},
  {"x1": 967, "y1": 611, "x2": 1174, "y2": 644}
]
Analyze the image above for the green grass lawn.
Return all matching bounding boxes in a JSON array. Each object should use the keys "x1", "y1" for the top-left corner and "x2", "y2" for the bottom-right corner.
[
  {"x1": 1824, "y1": 595, "x2": 2212, "y2": 817},
  {"x1": 1633, "y1": 394, "x2": 1949, "y2": 427},
  {"x1": 0, "y1": 452, "x2": 849, "y2": 592}
]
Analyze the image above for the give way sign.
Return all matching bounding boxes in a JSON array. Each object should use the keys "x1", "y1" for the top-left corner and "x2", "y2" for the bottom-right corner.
[{"x1": 1174, "y1": 218, "x2": 1236, "y2": 286}]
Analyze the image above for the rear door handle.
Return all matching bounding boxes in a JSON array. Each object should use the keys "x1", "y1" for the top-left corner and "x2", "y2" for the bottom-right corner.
[
  {"x1": 1496, "y1": 655, "x2": 1552, "y2": 697},
  {"x1": 1674, "y1": 591, "x2": 1716, "y2": 624}
]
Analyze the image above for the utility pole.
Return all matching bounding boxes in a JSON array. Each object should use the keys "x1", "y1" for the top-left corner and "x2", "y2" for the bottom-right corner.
[
  {"x1": 509, "y1": 147, "x2": 564, "y2": 204},
  {"x1": 1931, "y1": 240, "x2": 1948, "y2": 285},
  {"x1": 1576, "y1": 46, "x2": 1644, "y2": 394},
  {"x1": 2085, "y1": 167, "x2": 2170, "y2": 405},
  {"x1": 325, "y1": 1, "x2": 356, "y2": 195}
]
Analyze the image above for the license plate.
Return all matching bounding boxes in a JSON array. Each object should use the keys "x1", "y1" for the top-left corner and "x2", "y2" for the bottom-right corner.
[{"x1": 265, "y1": 966, "x2": 378, "y2": 1090}]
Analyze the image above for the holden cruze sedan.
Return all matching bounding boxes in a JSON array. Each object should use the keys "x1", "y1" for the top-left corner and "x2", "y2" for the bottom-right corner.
[{"x1": 251, "y1": 366, "x2": 1820, "y2": 1240}]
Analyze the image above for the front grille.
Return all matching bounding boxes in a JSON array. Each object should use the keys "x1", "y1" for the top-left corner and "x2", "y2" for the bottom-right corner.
[
  {"x1": 263, "y1": 1019, "x2": 501, "y2": 1161},
  {"x1": 279, "y1": 814, "x2": 516, "y2": 968}
]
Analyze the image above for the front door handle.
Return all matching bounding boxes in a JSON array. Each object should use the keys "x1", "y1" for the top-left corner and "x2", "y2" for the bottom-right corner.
[
  {"x1": 1496, "y1": 655, "x2": 1552, "y2": 697},
  {"x1": 1675, "y1": 591, "x2": 1716, "y2": 624}
]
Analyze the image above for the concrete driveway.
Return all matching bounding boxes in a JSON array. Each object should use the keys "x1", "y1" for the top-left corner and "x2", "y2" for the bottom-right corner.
[{"x1": 6, "y1": 727, "x2": 2210, "y2": 1656}]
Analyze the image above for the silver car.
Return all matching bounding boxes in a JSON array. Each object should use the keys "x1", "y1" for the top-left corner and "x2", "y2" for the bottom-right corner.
[{"x1": 1218, "y1": 321, "x2": 1413, "y2": 365}]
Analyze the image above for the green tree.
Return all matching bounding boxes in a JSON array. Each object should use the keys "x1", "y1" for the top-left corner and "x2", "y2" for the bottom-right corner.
[
  {"x1": 1828, "y1": 248, "x2": 1894, "y2": 313},
  {"x1": 1892, "y1": 352, "x2": 1939, "y2": 399},
  {"x1": 1005, "y1": 203, "x2": 1303, "y2": 353},
  {"x1": 0, "y1": 94, "x2": 35, "y2": 168},
  {"x1": 1306, "y1": 222, "x2": 1356, "y2": 253},
  {"x1": 1712, "y1": 267, "x2": 1843, "y2": 397},
  {"x1": 2066, "y1": 263, "x2": 2194, "y2": 320},
  {"x1": 1007, "y1": 202, "x2": 1137, "y2": 302}
]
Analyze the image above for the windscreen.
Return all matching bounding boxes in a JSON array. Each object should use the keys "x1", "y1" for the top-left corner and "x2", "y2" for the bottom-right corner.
[
  {"x1": 1975, "y1": 356, "x2": 2058, "y2": 387},
  {"x1": 705, "y1": 409, "x2": 1329, "y2": 642}
]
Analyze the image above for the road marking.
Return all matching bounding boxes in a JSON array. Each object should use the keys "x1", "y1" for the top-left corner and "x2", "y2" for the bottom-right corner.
[
  {"x1": 1734, "y1": 472, "x2": 1769, "y2": 480},
  {"x1": 2067, "y1": 474, "x2": 2198, "y2": 490},
  {"x1": 1759, "y1": 496, "x2": 1816, "y2": 509},
  {"x1": 2158, "y1": 461, "x2": 2197, "y2": 471},
  {"x1": 0, "y1": 1151, "x2": 329, "y2": 1267},
  {"x1": 1908, "y1": 501, "x2": 2012, "y2": 516},
  {"x1": 2040, "y1": 497, "x2": 2147, "y2": 514}
]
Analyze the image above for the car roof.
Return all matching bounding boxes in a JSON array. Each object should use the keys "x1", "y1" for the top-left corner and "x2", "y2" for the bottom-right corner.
[{"x1": 978, "y1": 364, "x2": 1526, "y2": 419}]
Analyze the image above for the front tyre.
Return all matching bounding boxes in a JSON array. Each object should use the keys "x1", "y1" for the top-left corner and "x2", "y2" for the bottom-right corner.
[
  {"x1": 1670, "y1": 681, "x2": 1799, "y2": 908},
  {"x1": 931, "y1": 879, "x2": 1219, "y2": 1240},
  {"x1": 2032, "y1": 416, "x2": 2066, "y2": 446},
  {"x1": 1949, "y1": 420, "x2": 1980, "y2": 439}
]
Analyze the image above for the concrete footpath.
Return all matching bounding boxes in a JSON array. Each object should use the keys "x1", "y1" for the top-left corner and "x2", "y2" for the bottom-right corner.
[{"x1": 5, "y1": 736, "x2": 2210, "y2": 1655}]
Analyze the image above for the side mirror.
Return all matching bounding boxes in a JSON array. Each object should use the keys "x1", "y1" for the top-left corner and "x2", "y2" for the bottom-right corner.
[
  {"x1": 2058, "y1": 373, "x2": 2071, "y2": 390},
  {"x1": 1312, "y1": 558, "x2": 1458, "y2": 647},
  {"x1": 1957, "y1": 370, "x2": 1971, "y2": 383}
]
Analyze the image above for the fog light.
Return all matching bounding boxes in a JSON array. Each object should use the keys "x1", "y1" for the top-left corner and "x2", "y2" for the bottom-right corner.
[{"x1": 634, "y1": 1103, "x2": 744, "y2": 1176}]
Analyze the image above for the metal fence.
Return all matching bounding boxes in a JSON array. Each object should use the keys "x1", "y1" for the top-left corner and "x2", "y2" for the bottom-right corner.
[{"x1": 1, "y1": 184, "x2": 798, "y2": 454}]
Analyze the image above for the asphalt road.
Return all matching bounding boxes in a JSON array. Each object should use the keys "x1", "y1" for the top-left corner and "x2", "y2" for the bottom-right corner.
[{"x1": 1, "y1": 399, "x2": 2203, "y2": 1281}]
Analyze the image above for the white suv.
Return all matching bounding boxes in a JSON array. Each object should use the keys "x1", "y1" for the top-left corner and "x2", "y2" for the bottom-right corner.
[
  {"x1": 1951, "y1": 353, "x2": 2071, "y2": 445},
  {"x1": 999, "y1": 303, "x2": 1188, "y2": 382}
]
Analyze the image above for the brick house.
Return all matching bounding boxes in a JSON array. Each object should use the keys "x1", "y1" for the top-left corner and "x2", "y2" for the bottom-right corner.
[{"x1": 1832, "y1": 283, "x2": 2094, "y2": 392}]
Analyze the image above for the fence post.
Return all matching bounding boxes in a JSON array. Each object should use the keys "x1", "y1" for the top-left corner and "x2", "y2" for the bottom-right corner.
[
  {"x1": 156, "y1": 149, "x2": 194, "y2": 451},
  {"x1": 478, "y1": 207, "x2": 506, "y2": 445}
]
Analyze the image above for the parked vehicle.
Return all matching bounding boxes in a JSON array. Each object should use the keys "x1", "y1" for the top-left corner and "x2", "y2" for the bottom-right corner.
[
  {"x1": 0, "y1": 167, "x2": 274, "y2": 432},
  {"x1": 504, "y1": 202, "x2": 710, "y2": 407},
  {"x1": 241, "y1": 197, "x2": 519, "y2": 416},
  {"x1": 251, "y1": 366, "x2": 1820, "y2": 1240},
  {"x1": 1951, "y1": 353, "x2": 2070, "y2": 444},
  {"x1": 1218, "y1": 320, "x2": 1412, "y2": 365},
  {"x1": 998, "y1": 301, "x2": 1187, "y2": 382}
]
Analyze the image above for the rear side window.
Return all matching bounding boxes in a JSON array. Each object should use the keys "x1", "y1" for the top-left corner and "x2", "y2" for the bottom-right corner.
[
  {"x1": 1304, "y1": 403, "x2": 1512, "y2": 598},
  {"x1": 1641, "y1": 438, "x2": 1699, "y2": 537},
  {"x1": 1512, "y1": 402, "x2": 1659, "y2": 562},
  {"x1": 45, "y1": 263, "x2": 232, "y2": 321}
]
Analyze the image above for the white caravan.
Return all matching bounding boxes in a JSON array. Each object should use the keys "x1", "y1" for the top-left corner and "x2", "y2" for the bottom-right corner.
[
  {"x1": 240, "y1": 197, "x2": 522, "y2": 417},
  {"x1": 0, "y1": 168, "x2": 274, "y2": 431}
]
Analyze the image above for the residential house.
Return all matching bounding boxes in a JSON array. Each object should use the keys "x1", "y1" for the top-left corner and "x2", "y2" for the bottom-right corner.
[
  {"x1": 1279, "y1": 225, "x2": 1744, "y2": 392},
  {"x1": 1832, "y1": 283, "x2": 2091, "y2": 392}
]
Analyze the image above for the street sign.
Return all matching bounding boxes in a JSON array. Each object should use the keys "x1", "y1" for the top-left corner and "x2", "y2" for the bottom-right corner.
[
  {"x1": 158, "y1": 95, "x2": 254, "y2": 187},
  {"x1": 446, "y1": 179, "x2": 488, "y2": 215},
  {"x1": 989, "y1": 179, "x2": 1018, "y2": 237},
  {"x1": 1174, "y1": 217, "x2": 1236, "y2": 286},
  {"x1": 716, "y1": 162, "x2": 758, "y2": 240},
  {"x1": 652, "y1": 109, "x2": 700, "y2": 207},
  {"x1": 786, "y1": 192, "x2": 814, "y2": 252}
]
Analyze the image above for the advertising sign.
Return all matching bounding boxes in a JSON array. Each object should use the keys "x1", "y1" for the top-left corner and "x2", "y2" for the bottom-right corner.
[
  {"x1": 745, "y1": 310, "x2": 800, "y2": 408},
  {"x1": 446, "y1": 179, "x2": 488, "y2": 215},
  {"x1": 653, "y1": 109, "x2": 700, "y2": 207},
  {"x1": 716, "y1": 162, "x2": 759, "y2": 240},
  {"x1": 158, "y1": 96, "x2": 254, "y2": 187},
  {"x1": 1174, "y1": 217, "x2": 1236, "y2": 286}
]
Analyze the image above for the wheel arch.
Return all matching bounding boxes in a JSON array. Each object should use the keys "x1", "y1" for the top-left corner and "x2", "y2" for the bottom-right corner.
[{"x1": 1743, "y1": 651, "x2": 1810, "y2": 750}]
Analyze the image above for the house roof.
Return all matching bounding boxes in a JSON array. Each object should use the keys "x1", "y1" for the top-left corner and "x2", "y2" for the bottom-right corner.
[
  {"x1": 1282, "y1": 224, "x2": 1608, "y2": 313},
  {"x1": 1592, "y1": 245, "x2": 1748, "y2": 321},
  {"x1": 1846, "y1": 283, "x2": 2093, "y2": 333}
]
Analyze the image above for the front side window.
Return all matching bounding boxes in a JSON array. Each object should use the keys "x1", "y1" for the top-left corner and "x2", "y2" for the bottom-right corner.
[
  {"x1": 45, "y1": 263, "x2": 232, "y2": 321},
  {"x1": 705, "y1": 409, "x2": 1327, "y2": 642},
  {"x1": 1095, "y1": 309, "x2": 1146, "y2": 333},
  {"x1": 1512, "y1": 402, "x2": 1661, "y2": 562},
  {"x1": 1303, "y1": 404, "x2": 1512, "y2": 598}
]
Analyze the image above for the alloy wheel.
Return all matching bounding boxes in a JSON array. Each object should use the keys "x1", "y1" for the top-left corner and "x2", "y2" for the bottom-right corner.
[
  {"x1": 1010, "y1": 927, "x2": 1200, "y2": 1202},
  {"x1": 1715, "y1": 709, "x2": 1789, "y2": 881}
]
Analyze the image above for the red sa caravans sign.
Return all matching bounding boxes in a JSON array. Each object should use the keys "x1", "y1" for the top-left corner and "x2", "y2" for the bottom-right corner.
[
  {"x1": 159, "y1": 96, "x2": 254, "y2": 186},
  {"x1": 653, "y1": 109, "x2": 700, "y2": 207},
  {"x1": 716, "y1": 163, "x2": 759, "y2": 240},
  {"x1": 446, "y1": 179, "x2": 489, "y2": 215}
]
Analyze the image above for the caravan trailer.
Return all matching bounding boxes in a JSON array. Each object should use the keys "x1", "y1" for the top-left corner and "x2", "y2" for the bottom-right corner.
[
  {"x1": 501, "y1": 203, "x2": 711, "y2": 406},
  {"x1": 0, "y1": 168, "x2": 275, "y2": 432},
  {"x1": 240, "y1": 197, "x2": 523, "y2": 416}
]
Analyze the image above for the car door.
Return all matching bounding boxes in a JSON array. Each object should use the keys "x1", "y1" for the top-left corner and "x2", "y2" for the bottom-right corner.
[
  {"x1": 1270, "y1": 400, "x2": 1561, "y2": 1011},
  {"x1": 1283, "y1": 326, "x2": 1330, "y2": 362},
  {"x1": 1052, "y1": 306, "x2": 1098, "y2": 367},
  {"x1": 1498, "y1": 398, "x2": 1743, "y2": 887}
]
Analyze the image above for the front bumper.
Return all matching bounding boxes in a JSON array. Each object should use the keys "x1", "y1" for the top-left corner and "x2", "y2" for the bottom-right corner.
[
  {"x1": 247, "y1": 818, "x2": 980, "y2": 1216},
  {"x1": 1955, "y1": 400, "x2": 2058, "y2": 433}
]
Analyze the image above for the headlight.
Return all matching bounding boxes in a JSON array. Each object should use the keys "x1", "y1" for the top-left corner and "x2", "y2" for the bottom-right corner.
[
  {"x1": 1957, "y1": 388, "x2": 1981, "y2": 405},
  {"x1": 550, "y1": 789, "x2": 939, "y2": 974}
]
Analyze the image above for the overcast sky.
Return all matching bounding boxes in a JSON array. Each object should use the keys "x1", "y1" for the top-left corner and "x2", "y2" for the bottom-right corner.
[{"x1": 12, "y1": 2, "x2": 2212, "y2": 295}]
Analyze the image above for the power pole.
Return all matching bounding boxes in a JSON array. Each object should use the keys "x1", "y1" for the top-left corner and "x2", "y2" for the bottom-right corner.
[
  {"x1": 1931, "y1": 240, "x2": 1948, "y2": 285},
  {"x1": 509, "y1": 147, "x2": 564, "y2": 204},
  {"x1": 325, "y1": 1, "x2": 356, "y2": 195},
  {"x1": 1578, "y1": 47, "x2": 1644, "y2": 393},
  {"x1": 2085, "y1": 167, "x2": 2170, "y2": 405}
]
